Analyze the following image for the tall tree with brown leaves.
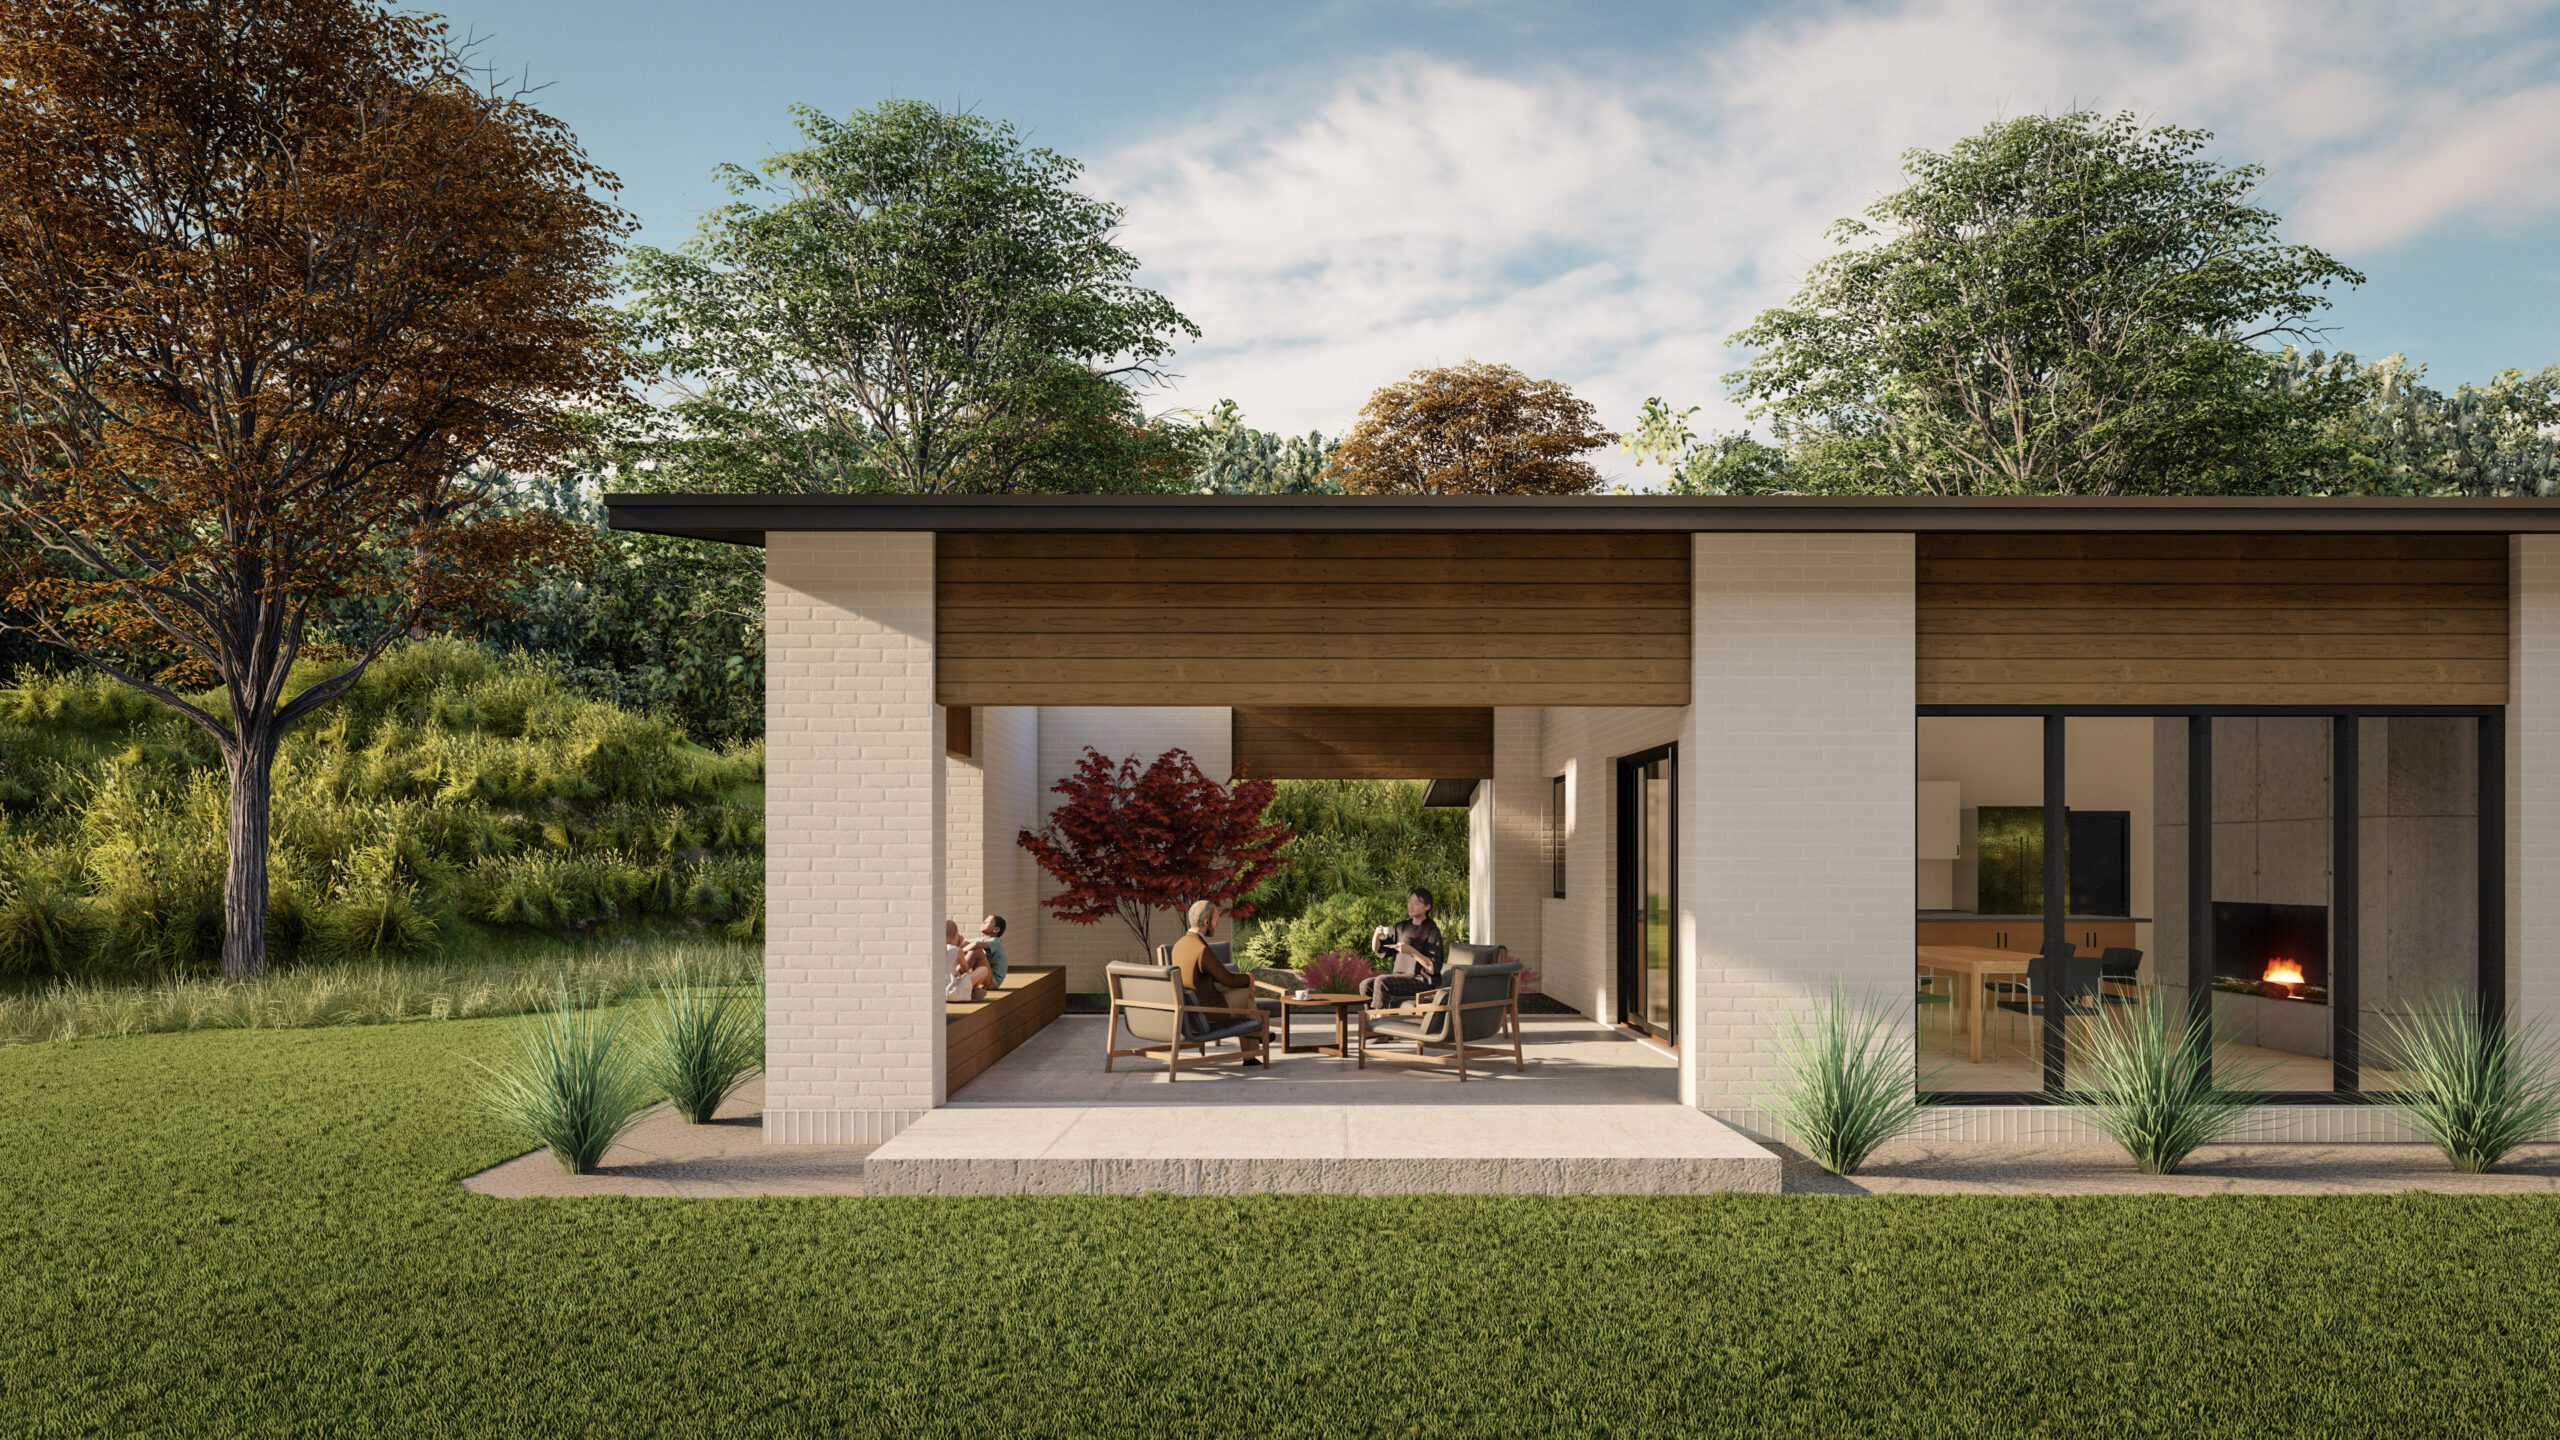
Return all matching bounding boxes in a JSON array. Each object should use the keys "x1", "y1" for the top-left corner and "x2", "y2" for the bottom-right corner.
[
  {"x1": 0, "y1": 0, "x2": 631, "y2": 976},
  {"x1": 1323, "y1": 362, "x2": 1617, "y2": 496}
]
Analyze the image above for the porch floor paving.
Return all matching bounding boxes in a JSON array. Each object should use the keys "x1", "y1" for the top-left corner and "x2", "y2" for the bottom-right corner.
[{"x1": 862, "y1": 1012, "x2": 1786, "y2": 1196}]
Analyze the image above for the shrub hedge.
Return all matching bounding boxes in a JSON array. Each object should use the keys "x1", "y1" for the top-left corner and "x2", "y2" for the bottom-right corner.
[
  {"x1": 0, "y1": 640, "x2": 764, "y2": 980},
  {"x1": 1247, "y1": 779, "x2": 1468, "y2": 967}
]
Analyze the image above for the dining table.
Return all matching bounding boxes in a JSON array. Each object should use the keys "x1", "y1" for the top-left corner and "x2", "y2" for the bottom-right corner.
[{"x1": 1916, "y1": 944, "x2": 2037, "y2": 1064}]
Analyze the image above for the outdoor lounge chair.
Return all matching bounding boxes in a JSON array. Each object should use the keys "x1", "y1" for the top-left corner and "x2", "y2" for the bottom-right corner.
[
  {"x1": 1363, "y1": 952, "x2": 1525, "y2": 1080},
  {"x1": 1153, "y1": 941, "x2": 1285, "y2": 1022},
  {"x1": 1104, "y1": 960, "x2": 1268, "y2": 1081}
]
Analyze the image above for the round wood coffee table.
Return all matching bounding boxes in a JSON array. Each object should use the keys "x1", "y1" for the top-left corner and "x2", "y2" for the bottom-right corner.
[{"x1": 1261, "y1": 989, "x2": 1367, "y2": 1066}]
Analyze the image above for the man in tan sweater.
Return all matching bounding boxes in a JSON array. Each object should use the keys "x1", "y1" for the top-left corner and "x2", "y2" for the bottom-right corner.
[{"x1": 1169, "y1": 900, "x2": 1267, "y2": 1066}]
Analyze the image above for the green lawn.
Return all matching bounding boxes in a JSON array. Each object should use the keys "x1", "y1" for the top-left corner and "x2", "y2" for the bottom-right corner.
[{"x1": 6, "y1": 1022, "x2": 2560, "y2": 1437}]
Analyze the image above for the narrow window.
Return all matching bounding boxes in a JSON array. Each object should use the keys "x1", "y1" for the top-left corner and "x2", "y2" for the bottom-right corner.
[{"x1": 1548, "y1": 775, "x2": 1568, "y2": 899}]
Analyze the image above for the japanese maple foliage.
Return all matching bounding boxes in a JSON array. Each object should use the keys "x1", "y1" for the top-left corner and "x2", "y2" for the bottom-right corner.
[{"x1": 1017, "y1": 747, "x2": 1293, "y2": 959}]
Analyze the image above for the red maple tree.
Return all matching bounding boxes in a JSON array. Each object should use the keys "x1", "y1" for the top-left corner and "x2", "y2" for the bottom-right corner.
[{"x1": 1017, "y1": 747, "x2": 1293, "y2": 960}]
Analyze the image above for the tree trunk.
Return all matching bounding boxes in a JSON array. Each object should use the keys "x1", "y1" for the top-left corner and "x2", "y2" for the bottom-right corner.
[{"x1": 221, "y1": 729, "x2": 279, "y2": 980}]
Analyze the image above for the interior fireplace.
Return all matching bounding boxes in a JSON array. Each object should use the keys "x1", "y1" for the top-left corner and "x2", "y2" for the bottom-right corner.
[{"x1": 2212, "y1": 901, "x2": 2329, "y2": 1004}]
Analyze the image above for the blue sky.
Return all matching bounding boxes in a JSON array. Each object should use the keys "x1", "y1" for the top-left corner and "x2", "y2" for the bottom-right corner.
[{"x1": 431, "y1": 1, "x2": 2560, "y2": 448}]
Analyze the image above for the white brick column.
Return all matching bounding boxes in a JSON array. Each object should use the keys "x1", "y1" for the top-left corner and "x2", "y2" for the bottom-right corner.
[
  {"x1": 1478, "y1": 707, "x2": 1546, "y2": 978},
  {"x1": 945, "y1": 731, "x2": 985, "y2": 924},
  {"x1": 978, "y1": 707, "x2": 1042, "y2": 966},
  {"x1": 2511, "y1": 536, "x2": 2560, "y2": 1034},
  {"x1": 763, "y1": 532, "x2": 944, "y2": 1144},
  {"x1": 1682, "y1": 534, "x2": 1916, "y2": 1125}
]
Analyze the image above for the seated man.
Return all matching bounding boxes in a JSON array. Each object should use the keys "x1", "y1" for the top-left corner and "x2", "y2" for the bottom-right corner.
[
  {"x1": 1359, "y1": 886, "x2": 1448, "y2": 1013},
  {"x1": 1169, "y1": 900, "x2": 1267, "y2": 1067},
  {"x1": 945, "y1": 918, "x2": 992, "y2": 1001}
]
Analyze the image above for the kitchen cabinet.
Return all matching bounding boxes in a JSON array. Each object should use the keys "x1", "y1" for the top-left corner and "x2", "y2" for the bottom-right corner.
[
  {"x1": 1916, "y1": 782, "x2": 1960, "y2": 860},
  {"x1": 1916, "y1": 918, "x2": 2140, "y2": 953}
]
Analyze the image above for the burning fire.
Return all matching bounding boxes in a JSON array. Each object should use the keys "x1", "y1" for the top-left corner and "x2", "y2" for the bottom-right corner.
[{"x1": 2262, "y1": 958, "x2": 2307, "y2": 993}]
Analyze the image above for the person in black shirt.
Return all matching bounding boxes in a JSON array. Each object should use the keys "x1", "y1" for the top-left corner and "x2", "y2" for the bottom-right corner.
[{"x1": 1360, "y1": 887, "x2": 1447, "y2": 1012}]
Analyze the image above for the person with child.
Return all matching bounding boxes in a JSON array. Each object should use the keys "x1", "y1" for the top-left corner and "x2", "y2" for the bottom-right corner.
[
  {"x1": 970, "y1": 914, "x2": 1009, "y2": 986},
  {"x1": 944, "y1": 918, "x2": 993, "y2": 1001}
]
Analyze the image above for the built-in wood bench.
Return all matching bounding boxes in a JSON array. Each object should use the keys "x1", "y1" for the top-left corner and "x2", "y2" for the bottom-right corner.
[{"x1": 946, "y1": 965, "x2": 1065, "y2": 1096}]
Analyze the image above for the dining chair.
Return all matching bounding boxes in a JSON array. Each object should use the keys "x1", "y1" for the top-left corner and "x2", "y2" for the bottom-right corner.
[
  {"x1": 1983, "y1": 940, "x2": 2075, "y2": 1010},
  {"x1": 2096, "y1": 946, "x2": 2145, "y2": 1005},
  {"x1": 1915, "y1": 972, "x2": 1953, "y2": 1034},
  {"x1": 1989, "y1": 952, "x2": 2101, "y2": 1054}
]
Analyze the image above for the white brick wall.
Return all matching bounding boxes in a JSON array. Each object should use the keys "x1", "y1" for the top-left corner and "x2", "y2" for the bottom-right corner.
[
  {"x1": 2512, "y1": 536, "x2": 2559, "y2": 1033},
  {"x1": 941, "y1": 705, "x2": 1044, "y2": 966},
  {"x1": 762, "y1": 532, "x2": 944, "y2": 1144},
  {"x1": 943, "y1": 729, "x2": 984, "y2": 922},
  {"x1": 1683, "y1": 533, "x2": 1917, "y2": 1125},
  {"x1": 1032, "y1": 706, "x2": 1232, "y2": 988},
  {"x1": 978, "y1": 706, "x2": 1042, "y2": 969},
  {"x1": 1538, "y1": 705, "x2": 1687, "y2": 1021}
]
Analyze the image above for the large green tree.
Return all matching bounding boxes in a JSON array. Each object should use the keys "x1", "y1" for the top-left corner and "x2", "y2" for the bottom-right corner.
[
  {"x1": 620, "y1": 100, "x2": 1199, "y2": 495},
  {"x1": 1729, "y1": 112, "x2": 2363, "y2": 496}
]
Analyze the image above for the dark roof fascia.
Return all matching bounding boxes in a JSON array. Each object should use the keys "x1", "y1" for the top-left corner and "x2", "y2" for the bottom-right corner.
[{"x1": 602, "y1": 492, "x2": 2560, "y2": 547}]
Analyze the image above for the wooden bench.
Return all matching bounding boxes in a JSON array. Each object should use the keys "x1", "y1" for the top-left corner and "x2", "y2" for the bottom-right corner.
[{"x1": 946, "y1": 965, "x2": 1065, "y2": 1096}]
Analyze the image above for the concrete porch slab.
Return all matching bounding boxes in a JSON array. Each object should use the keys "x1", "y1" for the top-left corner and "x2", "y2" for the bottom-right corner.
[{"x1": 863, "y1": 1013, "x2": 1783, "y2": 1196}]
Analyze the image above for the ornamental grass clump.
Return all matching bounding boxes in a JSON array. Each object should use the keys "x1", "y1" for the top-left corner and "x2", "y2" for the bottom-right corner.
[
  {"x1": 636, "y1": 968, "x2": 764, "y2": 1123},
  {"x1": 1298, "y1": 951, "x2": 1374, "y2": 995},
  {"x1": 2369, "y1": 993, "x2": 2560, "y2": 1173},
  {"x1": 474, "y1": 987, "x2": 656, "y2": 1174},
  {"x1": 1765, "y1": 986, "x2": 1930, "y2": 1176},
  {"x1": 2067, "y1": 1000, "x2": 2262, "y2": 1175}
]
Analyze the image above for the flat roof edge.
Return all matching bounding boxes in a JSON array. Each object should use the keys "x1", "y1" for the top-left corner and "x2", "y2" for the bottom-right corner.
[{"x1": 603, "y1": 492, "x2": 2560, "y2": 546}]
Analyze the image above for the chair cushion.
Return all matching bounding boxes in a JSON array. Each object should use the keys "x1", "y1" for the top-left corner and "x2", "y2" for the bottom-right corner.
[
  {"x1": 1190, "y1": 1015, "x2": 1263, "y2": 1044},
  {"x1": 1369, "y1": 1016, "x2": 1436, "y2": 1044},
  {"x1": 1450, "y1": 961, "x2": 1522, "y2": 1042}
]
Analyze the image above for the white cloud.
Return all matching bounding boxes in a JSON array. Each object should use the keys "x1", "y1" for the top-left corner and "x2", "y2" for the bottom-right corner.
[
  {"x1": 2290, "y1": 85, "x2": 2560, "y2": 250},
  {"x1": 1093, "y1": 0, "x2": 2560, "y2": 447}
]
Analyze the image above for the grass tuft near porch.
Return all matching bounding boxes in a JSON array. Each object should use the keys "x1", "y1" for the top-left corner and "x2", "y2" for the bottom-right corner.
[{"x1": 7, "y1": 1021, "x2": 2560, "y2": 1437}]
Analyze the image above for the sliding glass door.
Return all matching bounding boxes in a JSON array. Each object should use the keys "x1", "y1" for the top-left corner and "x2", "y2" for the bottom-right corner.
[{"x1": 1616, "y1": 745, "x2": 1676, "y2": 1043}]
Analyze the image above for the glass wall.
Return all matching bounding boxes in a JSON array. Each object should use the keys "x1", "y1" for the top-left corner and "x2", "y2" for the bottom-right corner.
[
  {"x1": 2060, "y1": 717, "x2": 2178, "y2": 1089},
  {"x1": 2201, "y1": 717, "x2": 2336, "y2": 1093},
  {"x1": 2355, "y1": 717, "x2": 2482, "y2": 1092},
  {"x1": 1914, "y1": 716, "x2": 2046, "y2": 1094},
  {"x1": 1917, "y1": 709, "x2": 2494, "y2": 1101}
]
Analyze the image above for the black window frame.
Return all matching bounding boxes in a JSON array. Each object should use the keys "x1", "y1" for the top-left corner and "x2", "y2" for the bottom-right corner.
[
  {"x1": 1548, "y1": 774, "x2": 1568, "y2": 899},
  {"x1": 1917, "y1": 703, "x2": 2504, "y2": 1106}
]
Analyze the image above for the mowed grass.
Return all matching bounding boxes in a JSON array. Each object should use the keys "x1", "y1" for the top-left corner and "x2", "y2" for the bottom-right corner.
[{"x1": 6, "y1": 1023, "x2": 2560, "y2": 1438}]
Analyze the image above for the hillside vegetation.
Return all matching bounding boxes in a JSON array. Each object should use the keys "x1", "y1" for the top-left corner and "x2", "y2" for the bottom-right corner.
[{"x1": 0, "y1": 640, "x2": 764, "y2": 981}]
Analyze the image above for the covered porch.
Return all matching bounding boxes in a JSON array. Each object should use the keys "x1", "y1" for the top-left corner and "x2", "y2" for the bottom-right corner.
[{"x1": 868, "y1": 1009, "x2": 1781, "y2": 1195}]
